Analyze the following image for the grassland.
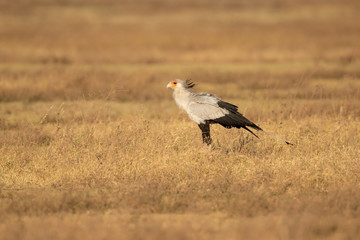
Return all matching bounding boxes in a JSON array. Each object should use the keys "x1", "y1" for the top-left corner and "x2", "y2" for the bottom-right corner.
[{"x1": 1, "y1": 0, "x2": 360, "y2": 239}]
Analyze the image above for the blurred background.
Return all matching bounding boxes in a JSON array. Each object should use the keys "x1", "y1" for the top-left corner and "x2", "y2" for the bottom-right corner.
[
  {"x1": 1, "y1": 1, "x2": 360, "y2": 239},
  {"x1": 0, "y1": 0, "x2": 359, "y2": 108}
]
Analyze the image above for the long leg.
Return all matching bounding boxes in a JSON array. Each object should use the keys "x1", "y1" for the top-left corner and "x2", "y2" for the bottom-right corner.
[{"x1": 198, "y1": 123, "x2": 212, "y2": 145}]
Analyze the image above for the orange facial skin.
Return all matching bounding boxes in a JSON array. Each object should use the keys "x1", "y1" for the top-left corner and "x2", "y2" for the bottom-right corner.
[{"x1": 166, "y1": 81, "x2": 178, "y2": 88}]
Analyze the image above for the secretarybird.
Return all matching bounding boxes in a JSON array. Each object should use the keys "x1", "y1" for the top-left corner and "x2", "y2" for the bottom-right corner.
[{"x1": 167, "y1": 79, "x2": 292, "y2": 146}]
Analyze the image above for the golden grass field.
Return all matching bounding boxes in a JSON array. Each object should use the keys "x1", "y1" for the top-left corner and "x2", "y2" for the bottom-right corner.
[{"x1": 1, "y1": 0, "x2": 360, "y2": 239}]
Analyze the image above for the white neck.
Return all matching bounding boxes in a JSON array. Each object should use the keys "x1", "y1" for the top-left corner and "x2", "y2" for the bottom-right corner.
[{"x1": 173, "y1": 88, "x2": 191, "y2": 111}]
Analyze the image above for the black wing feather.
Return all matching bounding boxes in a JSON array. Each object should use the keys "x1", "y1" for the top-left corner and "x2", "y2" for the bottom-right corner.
[
  {"x1": 217, "y1": 101, "x2": 238, "y2": 113},
  {"x1": 209, "y1": 101, "x2": 262, "y2": 138}
]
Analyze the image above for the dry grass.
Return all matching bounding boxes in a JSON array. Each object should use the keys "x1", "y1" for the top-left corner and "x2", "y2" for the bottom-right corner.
[{"x1": 1, "y1": 0, "x2": 360, "y2": 239}]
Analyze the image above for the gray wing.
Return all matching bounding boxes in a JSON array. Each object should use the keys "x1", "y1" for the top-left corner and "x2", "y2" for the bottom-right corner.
[{"x1": 187, "y1": 93, "x2": 229, "y2": 121}]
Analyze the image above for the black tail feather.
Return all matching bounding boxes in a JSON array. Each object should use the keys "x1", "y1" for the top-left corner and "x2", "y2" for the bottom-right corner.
[
  {"x1": 210, "y1": 112, "x2": 293, "y2": 145},
  {"x1": 210, "y1": 101, "x2": 293, "y2": 145},
  {"x1": 243, "y1": 126, "x2": 259, "y2": 139}
]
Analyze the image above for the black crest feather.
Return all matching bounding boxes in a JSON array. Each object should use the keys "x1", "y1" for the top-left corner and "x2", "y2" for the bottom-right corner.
[{"x1": 185, "y1": 79, "x2": 195, "y2": 88}]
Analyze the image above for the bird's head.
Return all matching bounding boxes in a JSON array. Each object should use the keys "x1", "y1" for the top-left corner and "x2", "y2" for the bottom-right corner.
[{"x1": 166, "y1": 79, "x2": 195, "y2": 90}]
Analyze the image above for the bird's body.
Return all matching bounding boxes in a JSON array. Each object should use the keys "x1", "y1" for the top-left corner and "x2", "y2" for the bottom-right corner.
[
  {"x1": 174, "y1": 91, "x2": 230, "y2": 125},
  {"x1": 167, "y1": 79, "x2": 292, "y2": 145}
]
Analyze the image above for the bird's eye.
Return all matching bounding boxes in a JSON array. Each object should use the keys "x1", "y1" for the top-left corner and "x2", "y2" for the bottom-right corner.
[{"x1": 173, "y1": 81, "x2": 177, "y2": 85}]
